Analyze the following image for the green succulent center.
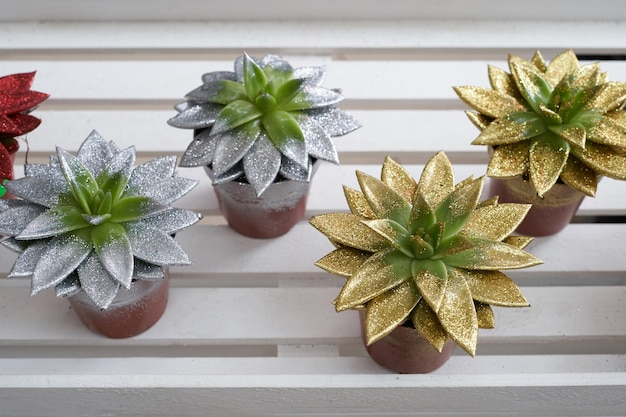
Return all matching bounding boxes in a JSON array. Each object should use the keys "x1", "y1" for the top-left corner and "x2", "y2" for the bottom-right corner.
[{"x1": 509, "y1": 68, "x2": 604, "y2": 153}]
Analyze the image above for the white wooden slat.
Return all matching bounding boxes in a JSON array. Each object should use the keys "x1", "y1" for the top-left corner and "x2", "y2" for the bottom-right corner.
[
  {"x1": 0, "y1": 282, "x2": 624, "y2": 346},
  {"x1": 2, "y1": 21, "x2": 626, "y2": 51},
  {"x1": 3, "y1": 0, "x2": 626, "y2": 22},
  {"x1": 0, "y1": 372, "x2": 625, "y2": 417},
  {"x1": 9, "y1": 162, "x2": 626, "y2": 219},
  {"x1": 18, "y1": 110, "x2": 483, "y2": 158},
  {"x1": 3, "y1": 211, "x2": 626, "y2": 280},
  {"x1": 5, "y1": 60, "x2": 626, "y2": 103}
]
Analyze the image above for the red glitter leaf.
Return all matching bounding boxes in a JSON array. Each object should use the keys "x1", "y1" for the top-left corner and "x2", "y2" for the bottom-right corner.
[{"x1": 0, "y1": 71, "x2": 49, "y2": 138}]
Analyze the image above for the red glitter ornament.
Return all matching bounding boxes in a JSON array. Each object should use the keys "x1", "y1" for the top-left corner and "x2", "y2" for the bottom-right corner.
[{"x1": 0, "y1": 71, "x2": 48, "y2": 186}]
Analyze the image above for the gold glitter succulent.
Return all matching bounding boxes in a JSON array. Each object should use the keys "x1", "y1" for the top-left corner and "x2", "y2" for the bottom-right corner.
[
  {"x1": 309, "y1": 153, "x2": 542, "y2": 356},
  {"x1": 454, "y1": 49, "x2": 626, "y2": 197}
]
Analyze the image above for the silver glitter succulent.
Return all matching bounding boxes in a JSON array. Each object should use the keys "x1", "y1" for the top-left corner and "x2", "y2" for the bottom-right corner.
[
  {"x1": 0, "y1": 130, "x2": 201, "y2": 309},
  {"x1": 168, "y1": 53, "x2": 362, "y2": 196}
]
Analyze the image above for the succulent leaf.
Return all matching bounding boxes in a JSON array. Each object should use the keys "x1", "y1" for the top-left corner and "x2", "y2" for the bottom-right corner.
[
  {"x1": 335, "y1": 248, "x2": 414, "y2": 311},
  {"x1": 412, "y1": 299, "x2": 448, "y2": 352},
  {"x1": 364, "y1": 280, "x2": 421, "y2": 345},
  {"x1": 437, "y1": 267, "x2": 478, "y2": 356}
]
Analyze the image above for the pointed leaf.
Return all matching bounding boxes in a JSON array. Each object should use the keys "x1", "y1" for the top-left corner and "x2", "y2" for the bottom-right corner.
[
  {"x1": 8, "y1": 240, "x2": 47, "y2": 278},
  {"x1": 109, "y1": 196, "x2": 167, "y2": 223},
  {"x1": 473, "y1": 113, "x2": 545, "y2": 145},
  {"x1": 444, "y1": 238, "x2": 543, "y2": 270},
  {"x1": 408, "y1": 192, "x2": 436, "y2": 235},
  {"x1": 125, "y1": 223, "x2": 191, "y2": 266},
  {"x1": 364, "y1": 280, "x2": 421, "y2": 345},
  {"x1": 548, "y1": 123, "x2": 586, "y2": 148},
  {"x1": 463, "y1": 269, "x2": 529, "y2": 307},
  {"x1": 262, "y1": 110, "x2": 308, "y2": 168},
  {"x1": 91, "y1": 222, "x2": 134, "y2": 288},
  {"x1": 381, "y1": 156, "x2": 417, "y2": 203},
  {"x1": 212, "y1": 120, "x2": 262, "y2": 176},
  {"x1": 486, "y1": 141, "x2": 531, "y2": 178},
  {"x1": 415, "y1": 268, "x2": 448, "y2": 313},
  {"x1": 18, "y1": 206, "x2": 89, "y2": 239},
  {"x1": 343, "y1": 186, "x2": 376, "y2": 219},
  {"x1": 571, "y1": 141, "x2": 626, "y2": 180},
  {"x1": 186, "y1": 79, "x2": 247, "y2": 104},
  {"x1": 211, "y1": 100, "x2": 263, "y2": 136},
  {"x1": 453, "y1": 86, "x2": 524, "y2": 118},
  {"x1": 435, "y1": 177, "x2": 484, "y2": 241},
  {"x1": 314, "y1": 247, "x2": 371, "y2": 278},
  {"x1": 463, "y1": 202, "x2": 531, "y2": 241},
  {"x1": 544, "y1": 49, "x2": 579, "y2": 86},
  {"x1": 560, "y1": 155, "x2": 598, "y2": 197},
  {"x1": 588, "y1": 116, "x2": 626, "y2": 147},
  {"x1": 411, "y1": 299, "x2": 448, "y2": 352},
  {"x1": 362, "y1": 219, "x2": 411, "y2": 255},
  {"x1": 357, "y1": 170, "x2": 411, "y2": 224},
  {"x1": 77, "y1": 254, "x2": 121, "y2": 309},
  {"x1": 242, "y1": 132, "x2": 282, "y2": 196},
  {"x1": 57, "y1": 147, "x2": 98, "y2": 213},
  {"x1": 529, "y1": 135, "x2": 570, "y2": 197},
  {"x1": 437, "y1": 268, "x2": 478, "y2": 356},
  {"x1": 243, "y1": 52, "x2": 267, "y2": 101},
  {"x1": 0, "y1": 203, "x2": 46, "y2": 236},
  {"x1": 510, "y1": 62, "x2": 552, "y2": 113},
  {"x1": 335, "y1": 248, "x2": 413, "y2": 311},
  {"x1": 31, "y1": 230, "x2": 92, "y2": 296},
  {"x1": 417, "y1": 151, "x2": 455, "y2": 208},
  {"x1": 138, "y1": 208, "x2": 201, "y2": 235}
]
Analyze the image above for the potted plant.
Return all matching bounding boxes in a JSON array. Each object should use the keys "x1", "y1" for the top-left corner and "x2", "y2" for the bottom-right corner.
[
  {"x1": 454, "y1": 49, "x2": 626, "y2": 236},
  {"x1": 0, "y1": 71, "x2": 49, "y2": 199},
  {"x1": 0, "y1": 130, "x2": 201, "y2": 338},
  {"x1": 309, "y1": 152, "x2": 542, "y2": 373},
  {"x1": 168, "y1": 52, "x2": 361, "y2": 238}
]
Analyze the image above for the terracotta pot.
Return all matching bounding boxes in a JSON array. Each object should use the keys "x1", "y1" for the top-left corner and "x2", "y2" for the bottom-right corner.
[
  {"x1": 67, "y1": 272, "x2": 170, "y2": 339},
  {"x1": 205, "y1": 164, "x2": 316, "y2": 239},
  {"x1": 360, "y1": 313, "x2": 456, "y2": 373},
  {"x1": 488, "y1": 176, "x2": 585, "y2": 236}
]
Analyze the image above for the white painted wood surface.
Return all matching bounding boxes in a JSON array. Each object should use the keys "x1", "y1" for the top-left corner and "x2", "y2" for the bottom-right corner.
[{"x1": 1, "y1": 4, "x2": 626, "y2": 416}]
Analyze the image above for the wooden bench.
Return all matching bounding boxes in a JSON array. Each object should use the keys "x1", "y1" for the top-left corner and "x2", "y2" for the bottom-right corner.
[{"x1": 1, "y1": 2, "x2": 625, "y2": 416}]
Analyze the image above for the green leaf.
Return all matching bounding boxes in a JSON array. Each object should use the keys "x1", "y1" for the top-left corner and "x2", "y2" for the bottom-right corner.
[
  {"x1": 209, "y1": 79, "x2": 248, "y2": 104},
  {"x1": 510, "y1": 61, "x2": 553, "y2": 114},
  {"x1": 213, "y1": 100, "x2": 264, "y2": 135},
  {"x1": 434, "y1": 177, "x2": 484, "y2": 241},
  {"x1": 262, "y1": 110, "x2": 305, "y2": 148},
  {"x1": 243, "y1": 53, "x2": 267, "y2": 101},
  {"x1": 97, "y1": 191, "x2": 113, "y2": 215},
  {"x1": 275, "y1": 78, "x2": 307, "y2": 109},
  {"x1": 356, "y1": 170, "x2": 412, "y2": 225},
  {"x1": 109, "y1": 196, "x2": 167, "y2": 223},
  {"x1": 335, "y1": 248, "x2": 414, "y2": 311},
  {"x1": 57, "y1": 148, "x2": 99, "y2": 214}
]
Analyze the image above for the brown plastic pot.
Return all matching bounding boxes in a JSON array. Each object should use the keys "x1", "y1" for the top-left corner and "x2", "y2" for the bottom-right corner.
[
  {"x1": 68, "y1": 272, "x2": 170, "y2": 339},
  {"x1": 488, "y1": 176, "x2": 586, "y2": 237},
  {"x1": 360, "y1": 313, "x2": 456, "y2": 373},
  {"x1": 205, "y1": 164, "x2": 316, "y2": 239}
]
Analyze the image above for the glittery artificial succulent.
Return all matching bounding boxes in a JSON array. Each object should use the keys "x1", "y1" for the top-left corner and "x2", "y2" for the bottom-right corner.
[
  {"x1": 168, "y1": 53, "x2": 361, "y2": 196},
  {"x1": 454, "y1": 49, "x2": 626, "y2": 197},
  {"x1": 0, "y1": 130, "x2": 201, "y2": 309},
  {"x1": 309, "y1": 153, "x2": 542, "y2": 356},
  {"x1": 1, "y1": 71, "x2": 49, "y2": 197}
]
